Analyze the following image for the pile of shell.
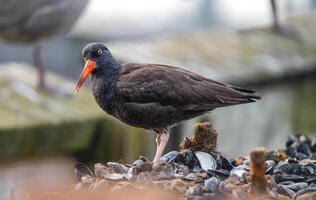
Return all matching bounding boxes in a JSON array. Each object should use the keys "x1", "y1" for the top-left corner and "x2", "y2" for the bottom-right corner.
[{"x1": 74, "y1": 123, "x2": 316, "y2": 200}]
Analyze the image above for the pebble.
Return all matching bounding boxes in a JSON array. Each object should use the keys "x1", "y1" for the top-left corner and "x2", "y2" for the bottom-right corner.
[
  {"x1": 73, "y1": 134, "x2": 316, "y2": 199},
  {"x1": 204, "y1": 177, "x2": 219, "y2": 193}
]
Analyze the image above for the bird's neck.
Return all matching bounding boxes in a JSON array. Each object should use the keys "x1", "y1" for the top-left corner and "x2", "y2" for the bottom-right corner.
[{"x1": 91, "y1": 61, "x2": 120, "y2": 115}]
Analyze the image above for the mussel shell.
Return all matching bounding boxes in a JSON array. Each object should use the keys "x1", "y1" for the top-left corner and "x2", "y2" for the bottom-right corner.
[
  {"x1": 265, "y1": 160, "x2": 276, "y2": 174},
  {"x1": 277, "y1": 162, "x2": 301, "y2": 175},
  {"x1": 273, "y1": 174, "x2": 306, "y2": 183},
  {"x1": 284, "y1": 182, "x2": 308, "y2": 192},
  {"x1": 215, "y1": 154, "x2": 234, "y2": 171},
  {"x1": 74, "y1": 162, "x2": 94, "y2": 181},
  {"x1": 175, "y1": 149, "x2": 197, "y2": 169},
  {"x1": 207, "y1": 169, "x2": 230, "y2": 180},
  {"x1": 160, "y1": 151, "x2": 179, "y2": 164},
  {"x1": 195, "y1": 151, "x2": 217, "y2": 171},
  {"x1": 278, "y1": 185, "x2": 295, "y2": 198}
]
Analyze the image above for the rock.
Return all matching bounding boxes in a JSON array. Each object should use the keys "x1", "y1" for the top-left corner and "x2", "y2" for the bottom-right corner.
[
  {"x1": 110, "y1": 182, "x2": 134, "y2": 192},
  {"x1": 195, "y1": 151, "x2": 217, "y2": 171},
  {"x1": 74, "y1": 182, "x2": 84, "y2": 191},
  {"x1": 230, "y1": 166, "x2": 248, "y2": 184},
  {"x1": 170, "y1": 179, "x2": 188, "y2": 194},
  {"x1": 154, "y1": 164, "x2": 174, "y2": 180},
  {"x1": 185, "y1": 185, "x2": 203, "y2": 196},
  {"x1": 174, "y1": 164, "x2": 190, "y2": 175},
  {"x1": 296, "y1": 192, "x2": 316, "y2": 200},
  {"x1": 185, "y1": 173, "x2": 198, "y2": 181},
  {"x1": 91, "y1": 179, "x2": 109, "y2": 191},
  {"x1": 204, "y1": 177, "x2": 219, "y2": 193},
  {"x1": 137, "y1": 172, "x2": 152, "y2": 183},
  {"x1": 81, "y1": 175, "x2": 94, "y2": 185},
  {"x1": 294, "y1": 188, "x2": 316, "y2": 200},
  {"x1": 218, "y1": 181, "x2": 233, "y2": 194}
]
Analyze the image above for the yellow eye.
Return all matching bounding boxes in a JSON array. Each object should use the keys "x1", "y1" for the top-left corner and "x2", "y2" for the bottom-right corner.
[{"x1": 96, "y1": 49, "x2": 103, "y2": 56}]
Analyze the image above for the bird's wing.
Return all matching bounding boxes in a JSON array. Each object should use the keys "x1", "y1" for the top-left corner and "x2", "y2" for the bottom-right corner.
[{"x1": 116, "y1": 63, "x2": 260, "y2": 112}]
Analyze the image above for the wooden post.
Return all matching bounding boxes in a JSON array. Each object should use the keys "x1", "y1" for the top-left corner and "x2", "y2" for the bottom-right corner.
[{"x1": 250, "y1": 147, "x2": 268, "y2": 194}]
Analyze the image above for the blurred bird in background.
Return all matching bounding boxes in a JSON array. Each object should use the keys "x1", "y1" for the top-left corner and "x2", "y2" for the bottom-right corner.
[{"x1": 0, "y1": 0, "x2": 90, "y2": 95}]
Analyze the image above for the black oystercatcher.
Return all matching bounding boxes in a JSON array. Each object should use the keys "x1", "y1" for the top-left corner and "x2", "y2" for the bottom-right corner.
[
  {"x1": 75, "y1": 43, "x2": 261, "y2": 166},
  {"x1": 0, "y1": 0, "x2": 89, "y2": 94}
]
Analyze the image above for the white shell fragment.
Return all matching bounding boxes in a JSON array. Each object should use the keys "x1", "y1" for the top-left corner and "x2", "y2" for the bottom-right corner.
[{"x1": 195, "y1": 151, "x2": 217, "y2": 171}]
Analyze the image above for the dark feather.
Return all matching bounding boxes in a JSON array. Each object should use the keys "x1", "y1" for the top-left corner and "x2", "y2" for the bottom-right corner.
[{"x1": 113, "y1": 63, "x2": 261, "y2": 128}]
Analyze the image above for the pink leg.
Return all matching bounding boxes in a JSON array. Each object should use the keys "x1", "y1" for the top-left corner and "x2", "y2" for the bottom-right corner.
[{"x1": 152, "y1": 129, "x2": 170, "y2": 167}]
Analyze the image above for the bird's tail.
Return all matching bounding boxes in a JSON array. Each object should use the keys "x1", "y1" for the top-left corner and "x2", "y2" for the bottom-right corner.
[{"x1": 230, "y1": 85, "x2": 261, "y2": 101}]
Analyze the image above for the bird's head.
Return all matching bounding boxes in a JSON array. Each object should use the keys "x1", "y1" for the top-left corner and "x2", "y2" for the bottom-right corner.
[{"x1": 75, "y1": 43, "x2": 116, "y2": 93}]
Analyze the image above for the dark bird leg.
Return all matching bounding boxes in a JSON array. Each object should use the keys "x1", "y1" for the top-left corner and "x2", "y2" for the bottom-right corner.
[
  {"x1": 269, "y1": 0, "x2": 299, "y2": 40},
  {"x1": 270, "y1": 0, "x2": 280, "y2": 32},
  {"x1": 32, "y1": 43, "x2": 70, "y2": 97},
  {"x1": 153, "y1": 129, "x2": 170, "y2": 166},
  {"x1": 33, "y1": 43, "x2": 45, "y2": 90}
]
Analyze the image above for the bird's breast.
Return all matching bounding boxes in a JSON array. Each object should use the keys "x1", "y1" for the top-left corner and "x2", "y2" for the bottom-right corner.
[{"x1": 92, "y1": 77, "x2": 118, "y2": 116}]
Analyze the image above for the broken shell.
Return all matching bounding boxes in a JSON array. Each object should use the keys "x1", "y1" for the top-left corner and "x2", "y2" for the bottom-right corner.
[
  {"x1": 107, "y1": 162, "x2": 129, "y2": 174},
  {"x1": 110, "y1": 182, "x2": 134, "y2": 192},
  {"x1": 74, "y1": 163, "x2": 93, "y2": 182},
  {"x1": 195, "y1": 151, "x2": 217, "y2": 171},
  {"x1": 91, "y1": 179, "x2": 109, "y2": 191},
  {"x1": 124, "y1": 167, "x2": 136, "y2": 180},
  {"x1": 136, "y1": 171, "x2": 153, "y2": 183},
  {"x1": 132, "y1": 159, "x2": 145, "y2": 167},
  {"x1": 94, "y1": 163, "x2": 109, "y2": 178},
  {"x1": 170, "y1": 179, "x2": 188, "y2": 194},
  {"x1": 105, "y1": 173, "x2": 125, "y2": 181}
]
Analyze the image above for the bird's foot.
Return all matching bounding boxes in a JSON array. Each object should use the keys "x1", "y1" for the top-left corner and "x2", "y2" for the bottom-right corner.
[{"x1": 153, "y1": 130, "x2": 169, "y2": 168}]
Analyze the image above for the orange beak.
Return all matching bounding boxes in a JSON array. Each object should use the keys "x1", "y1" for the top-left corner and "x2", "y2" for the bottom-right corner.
[{"x1": 74, "y1": 59, "x2": 96, "y2": 94}]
